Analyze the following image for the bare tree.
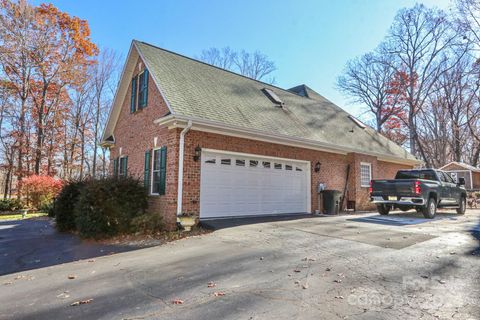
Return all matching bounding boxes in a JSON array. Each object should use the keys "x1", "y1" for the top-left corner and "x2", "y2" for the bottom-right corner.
[
  {"x1": 234, "y1": 50, "x2": 276, "y2": 83},
  {"x1": 199, "y1": 47, "x2": 236, "y2": 70},
  {"x1": 337, "y1": 52, "x2": 400, "y2": 132},
  {"x1": 455, "y1": 0, "x2": 480, "y2": 45},
  {"x1": 91, "y1": 49, "x2": 118, "y2": 178},
  {"x1": 381, "y1": 4, "x2": 468, "y2": 165},
  {"x1": 198, "y1": 47, "x2": 276, "y2": 83}
]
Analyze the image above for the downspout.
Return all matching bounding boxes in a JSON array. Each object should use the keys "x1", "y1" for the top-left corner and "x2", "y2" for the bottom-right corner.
[{"x1": 177, "y1": 120, "x2": 193, "y2": 216}]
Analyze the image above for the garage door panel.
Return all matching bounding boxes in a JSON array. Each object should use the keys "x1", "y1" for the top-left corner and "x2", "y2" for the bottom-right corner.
[{"x1": 200, "y1": 151, "x2": 309, "y2": 218}]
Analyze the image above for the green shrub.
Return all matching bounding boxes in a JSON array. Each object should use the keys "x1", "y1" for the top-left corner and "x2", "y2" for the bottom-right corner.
[
  {"x1": 131, "y1": 213, "x2": 164, "y2": 234},
  {"x1": 74, "y1": 177, "x2": 148, "y2": 239},
  {"x1": 53, "y1": 181, "x2": 85, "y2": 231},
  {"x1": 0, "y1": 198, "x2": 24, "y2": 211}
]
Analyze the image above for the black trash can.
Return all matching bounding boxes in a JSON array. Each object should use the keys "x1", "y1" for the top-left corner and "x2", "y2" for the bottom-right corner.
[{"x1": 321, "y1": 190, "x2": 342, "y2": 215}]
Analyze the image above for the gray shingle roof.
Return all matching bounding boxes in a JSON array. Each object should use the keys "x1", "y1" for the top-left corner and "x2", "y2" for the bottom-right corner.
[{"x1": 135, "y1": 41, "x2": 417, "y2": 162}]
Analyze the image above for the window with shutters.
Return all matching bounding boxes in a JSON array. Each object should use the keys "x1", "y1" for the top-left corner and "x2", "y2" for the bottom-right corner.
[
  {"x1": 151, "y1": 146, "x2": 167, "y2": 195},
  {"x1": 138, "y1": 69, "x2": 149, "y2": 109},
  {"x1": 130, "y1": 69, "x2": 149, "y2": 113},
  {"x1": 119, "y1": 156, "x2": 128, "y2": 177}
]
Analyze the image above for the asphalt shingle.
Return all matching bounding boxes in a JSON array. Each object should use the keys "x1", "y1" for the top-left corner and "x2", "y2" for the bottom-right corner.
[{"x1": 136, "y1": 41, "x2": 417, "y2": 162}]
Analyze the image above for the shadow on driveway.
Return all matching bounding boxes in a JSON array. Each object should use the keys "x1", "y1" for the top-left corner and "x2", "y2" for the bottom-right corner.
[
  {"x1": 199, "y1": 213, "x2": 322, "y2": 230},
  {"x1": 0, "y1": 218, "x2": 142, "y2": 276}
]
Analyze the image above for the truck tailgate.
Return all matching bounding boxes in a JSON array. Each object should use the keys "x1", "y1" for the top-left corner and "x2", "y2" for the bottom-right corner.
[{"x1": 371, "y1": 179, "x2": 415, "y2": 197}]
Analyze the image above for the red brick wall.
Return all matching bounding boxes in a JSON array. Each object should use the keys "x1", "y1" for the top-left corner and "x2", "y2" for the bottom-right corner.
[{"x1": 109, "y1": 57, "x2": 179, "y2": 229}]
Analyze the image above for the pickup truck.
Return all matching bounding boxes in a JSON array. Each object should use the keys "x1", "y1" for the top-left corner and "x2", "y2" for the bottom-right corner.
[{"x1": 370, "y1": 169, "x2": 467, "y2": 218}]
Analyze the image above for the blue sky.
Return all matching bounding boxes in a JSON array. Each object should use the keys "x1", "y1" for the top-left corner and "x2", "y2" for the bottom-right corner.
[{"x1": 35, "y1": 0, "x2": 451, "y2": 117}]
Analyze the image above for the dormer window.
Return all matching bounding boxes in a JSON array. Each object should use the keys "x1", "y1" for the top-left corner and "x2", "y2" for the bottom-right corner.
[{"x1": 130, "y1": 69, "x2": 149, "y2": 113}]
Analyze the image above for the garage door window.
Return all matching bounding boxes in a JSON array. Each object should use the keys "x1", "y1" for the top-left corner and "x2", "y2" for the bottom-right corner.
[
  {"x1": 274, "y1": 163, "x2": 282, "y2": 170},
  {"x1": 296, "y1": 166, "x2": 303, "y2": 171},
  {"x1": 360, "y1": 162, "x2": 372, "y2": 187},
  {"x1": 249, "y1": 160, "x2": 258, "y2": 167},
  {"x1": 236, "y1": 159, "x2": 246, "y2": 166},
  {"x1": 221, "y1": 158, "x2": 231, "y2": 165},
  {"x1": 262, "y1": 161, "x2": 271, "y2": 168},
  {"x1": 285, "y1": 164, "x2": 292, "y2": 171},
  {"x1": 205, "y1": 158, "x2": 216, "y2": 164}
]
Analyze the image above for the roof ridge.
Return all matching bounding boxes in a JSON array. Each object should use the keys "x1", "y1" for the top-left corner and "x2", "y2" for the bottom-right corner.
[{"x1": 134, "y1": 40, "x2": 313, "y2": 100}]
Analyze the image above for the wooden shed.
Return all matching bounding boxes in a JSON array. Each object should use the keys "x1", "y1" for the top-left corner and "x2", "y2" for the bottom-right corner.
[{"x1": 440, "y1": 162, "x2": 480, "y2": 191}]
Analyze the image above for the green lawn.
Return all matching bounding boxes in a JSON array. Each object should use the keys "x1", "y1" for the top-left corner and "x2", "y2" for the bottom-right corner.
[{"x1": 0, "y1": 212, "x2": 48, "y2": 221}]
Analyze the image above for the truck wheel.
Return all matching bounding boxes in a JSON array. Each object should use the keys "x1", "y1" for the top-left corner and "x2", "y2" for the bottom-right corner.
[
  {"x1": 422, "y1": 197, "x2": 436, "y2": 219},
  {"x1": 456, "y1": 197, "x2": 466, "y2": 215},
  {"x1": 377, "y1": 204, "x2": 390, "y2": 215}
]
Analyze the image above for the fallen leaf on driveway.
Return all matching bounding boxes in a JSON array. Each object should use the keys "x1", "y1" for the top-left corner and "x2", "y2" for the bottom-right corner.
[
  {"x1": 57, "y1": 292, "x2": 70, "y2": 299},
  {"x1": 70, "y1": 299, "x2": 93, "y2": 306},
  {"x1": 68, "y1": 275, "x2": 76, "y2": 280},
  {"x1": 214, "y1": 292, "x2": 225, "y2": 297},
  {"x1": 334, "y1": 279, "x2": 342, "y2": 283},
  {"x1": 207, "y1": 282, "x2": 216, "y2": 288},
  {"x1": 88, "y1": 259, "x2": 95, "y2": 263},
  {"x1": 438, "y1": 279, "x2": 446, "y2": 284},
  {"x1": 335, "y1": 296, "x2": 344, "y2": 299},
  {"x1": 325, "y1": 267, "x2": 331, "y2": 271},
  {"x1": 172, "y1": 299, "x2": 184, "y2": 304},
  {"x1": 302, "y1": 284, "x2": 309, "y2": 289},
  {"x1": 420, "y1": 275, "x2": 429, "y2": 279},
  {"x1": 293, "y1": 269, "x2": 301, "y2": 273},
  {"x1": 449, "y1": 251, "x2": 456, "y2": 255}
]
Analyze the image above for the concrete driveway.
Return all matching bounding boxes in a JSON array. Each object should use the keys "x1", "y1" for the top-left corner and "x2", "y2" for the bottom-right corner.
[{"x1": 0, "y1": 210, "x2": 479, "y2": 320}]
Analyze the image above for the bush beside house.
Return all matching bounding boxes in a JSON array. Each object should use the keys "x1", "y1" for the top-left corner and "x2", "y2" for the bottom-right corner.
[{"x1": 53, "y1": 177, "x2": 159, "y2": 239}]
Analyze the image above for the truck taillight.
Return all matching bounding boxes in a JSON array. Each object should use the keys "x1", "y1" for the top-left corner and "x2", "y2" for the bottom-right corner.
[
  {"x1": 414, "y1": 181, "x2": 421, "y2": 195},
  {"x1": 369, "y1": 180, "x2": 373, "y2": 194}
]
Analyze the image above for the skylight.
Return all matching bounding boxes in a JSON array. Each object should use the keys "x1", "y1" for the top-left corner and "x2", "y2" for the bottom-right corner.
[
  {"x1": 262, "y1": 88, "x2": 284, "y2": 106},
  {"x1": 348, "y1": 115, "x2": 367, "y2": 129}
]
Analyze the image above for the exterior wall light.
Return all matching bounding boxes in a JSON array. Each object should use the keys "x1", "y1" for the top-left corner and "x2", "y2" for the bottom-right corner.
[
  {"x1": 314, "y1": 161, "x2": 321, "y2": 173},
  {"x1": 194, "y1": 145, "x2": 201, "y2": 162}
]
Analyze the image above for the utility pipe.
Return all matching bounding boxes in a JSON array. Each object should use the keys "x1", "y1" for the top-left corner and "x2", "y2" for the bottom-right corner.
[{"x1": 177, "y1": 120, "x2": 193, "y2": 216}]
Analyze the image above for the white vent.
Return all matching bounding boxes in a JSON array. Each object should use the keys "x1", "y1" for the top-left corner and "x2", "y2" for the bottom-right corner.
[{"x1": 262, "y1": 88, "x2": 284, "y2": 106}]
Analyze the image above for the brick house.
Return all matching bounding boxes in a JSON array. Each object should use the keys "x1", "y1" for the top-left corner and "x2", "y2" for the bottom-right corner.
[
  {"x1": 101, "y1": 40, "x2": 420, "y2": 229},
  {"x1": 440, "y1": 162, "x2": 480, "y2": 190}
]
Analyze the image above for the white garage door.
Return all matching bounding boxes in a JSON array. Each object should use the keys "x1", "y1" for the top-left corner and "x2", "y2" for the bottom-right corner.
[{"x1": 200, "y1": 150, "x2": 310, "y2": 219}]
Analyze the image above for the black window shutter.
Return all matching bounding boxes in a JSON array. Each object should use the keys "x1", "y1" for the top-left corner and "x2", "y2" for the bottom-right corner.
[
  {"x1": 144, "y1": 69, "x2": 149, "y2": 107},
  {"x1": 130, "y1": 77, "x2": 137, "y2": 113},
  {"x1": 144, "y1": 150, "x2": 151, "y2": 190},
  {"x1": 159, "y1": 146, "x2": 167, "y2": 195},
  {"x1": 113, "y1": 158, "x2": 118, "y2": 177}
]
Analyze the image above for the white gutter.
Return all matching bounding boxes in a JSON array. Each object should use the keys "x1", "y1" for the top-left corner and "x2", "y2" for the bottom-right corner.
[{"x1": 177, "y1": 120, "x2": 193, "y2": 216}]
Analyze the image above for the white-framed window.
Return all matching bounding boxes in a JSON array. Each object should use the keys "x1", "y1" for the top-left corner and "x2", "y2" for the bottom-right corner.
[
  {"x1": 118, "y1": 156, "x2": 128, "y2": 177},
  {"x1": 360, "y1": 162, "x2": 372, "y2": 187}
]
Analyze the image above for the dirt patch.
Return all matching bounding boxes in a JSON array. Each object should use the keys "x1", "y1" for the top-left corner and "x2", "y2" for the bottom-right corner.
[{"x1": 92, "y1": 227, "x2": 212, "y2": 248}]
